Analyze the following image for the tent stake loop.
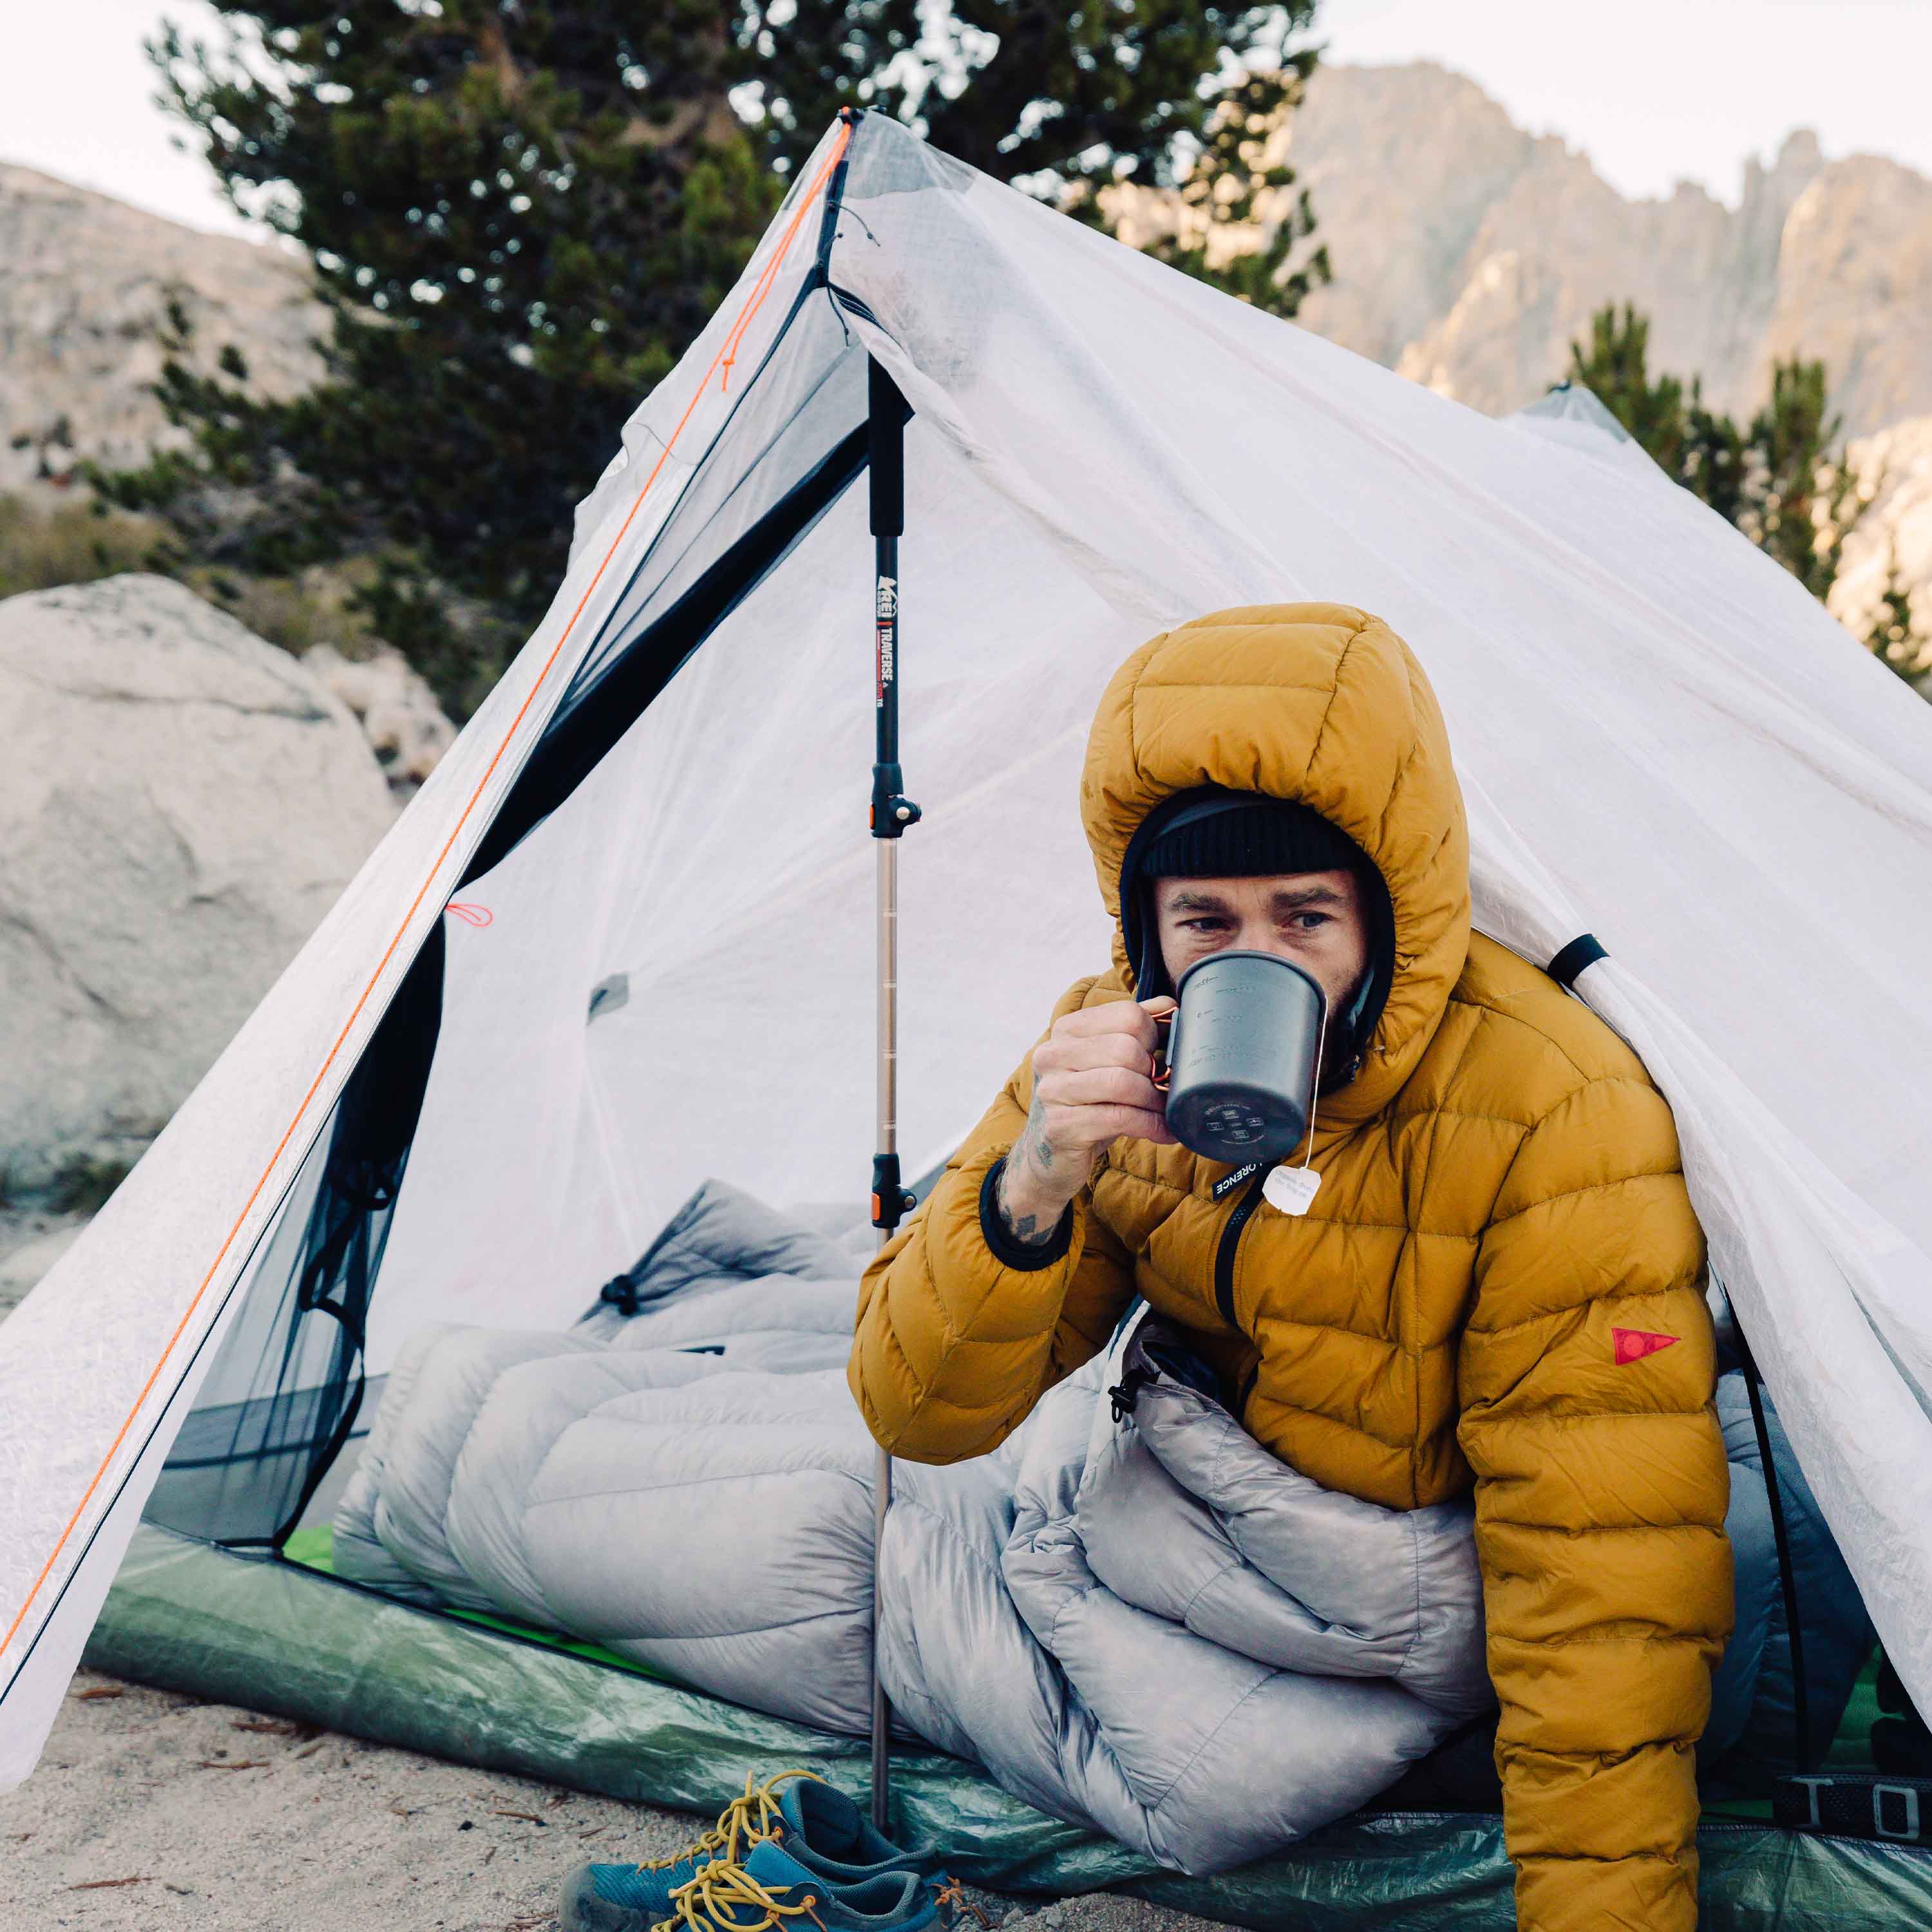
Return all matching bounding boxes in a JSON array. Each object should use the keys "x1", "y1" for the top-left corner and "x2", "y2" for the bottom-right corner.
[{"x1": 867, "y1": 355, "x2": 916, "y2": 1834}]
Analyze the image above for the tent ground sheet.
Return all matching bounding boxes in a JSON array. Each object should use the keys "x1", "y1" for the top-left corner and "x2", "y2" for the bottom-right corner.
[{"x1": 84, "y1": 1523, "x2": 1932, "y2": 1930}]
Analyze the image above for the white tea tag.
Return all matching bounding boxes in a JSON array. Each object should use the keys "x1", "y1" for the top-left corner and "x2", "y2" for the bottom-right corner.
[{"x1": 1263, "y1": 1164, "x2": 1322, "y2": 1217}]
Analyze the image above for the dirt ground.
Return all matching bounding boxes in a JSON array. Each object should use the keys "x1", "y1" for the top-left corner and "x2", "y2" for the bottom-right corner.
[{"x1": 0, "y1": 1670, "x2": 1215, "y2": 1932}]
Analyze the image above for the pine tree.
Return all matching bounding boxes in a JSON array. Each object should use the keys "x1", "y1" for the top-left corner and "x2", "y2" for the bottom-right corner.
[
  {"x1": 1101, "y1": 62, "x2": 1330, "y2": 320},
  {"x1": 1567, "y1": 305, "x2": 1689, "y2": 472},
  {"x1": 1568, "y1": 304, "x2": 1866, "y2": 610},
  {"x1": 1678, "y1": 382, "x2": 1747, "y2": 529},
  {"x1": 108, "y1": 1, "x2": 1322, "y2": 709},
  {"x1": 1867, "y1": 545, "x2": 1925, "y2": 685},
  {"x1": 1743, "y1": 355, "x2": 1861, "y2": 603}
]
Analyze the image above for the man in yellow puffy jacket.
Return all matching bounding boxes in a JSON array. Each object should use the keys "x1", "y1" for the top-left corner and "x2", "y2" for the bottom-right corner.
[{"x1": 851, "y1": 604, "x2": 1732, "y2": 1932}]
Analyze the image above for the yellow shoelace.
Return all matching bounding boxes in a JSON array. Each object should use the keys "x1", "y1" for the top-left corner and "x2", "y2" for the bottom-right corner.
[
  {"x1": 649, "y1": 1857, "x2": 829, "y2": 1932},
  {"x1": 640, "y1": 1768, "x2": 818, "y2": 1875},
  {"x1": 932, "y1": 1879, "x2": 992, "y2": 1929}
]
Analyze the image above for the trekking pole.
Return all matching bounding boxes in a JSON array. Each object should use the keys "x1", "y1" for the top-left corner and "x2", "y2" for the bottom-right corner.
[{"x1": 867, "y1": 355, "x2": 919, "y2": 1833}]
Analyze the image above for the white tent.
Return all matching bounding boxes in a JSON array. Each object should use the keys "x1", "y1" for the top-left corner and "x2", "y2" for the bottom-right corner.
[{"x1": 4, "y1": 110, "x2": 1931, "y2": 1794}]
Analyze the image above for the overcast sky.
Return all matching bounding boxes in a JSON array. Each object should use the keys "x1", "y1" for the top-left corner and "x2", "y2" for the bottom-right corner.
[{"x1": 8, "y1": 0, "x2": 1932, "y2": 240}]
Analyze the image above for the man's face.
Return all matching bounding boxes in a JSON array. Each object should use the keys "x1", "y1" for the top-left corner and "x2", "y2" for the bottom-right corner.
[{"x1": 1152, "y1": 871, "x2": 1372, "y2": 1028}]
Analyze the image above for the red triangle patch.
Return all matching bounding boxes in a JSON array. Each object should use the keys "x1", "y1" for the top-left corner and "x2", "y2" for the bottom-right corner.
[{"x1": 1613, "y1": 1327, "x2": 1680, "y2": 1366}]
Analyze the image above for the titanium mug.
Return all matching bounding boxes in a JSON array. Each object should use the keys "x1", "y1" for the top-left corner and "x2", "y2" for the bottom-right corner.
[{"x1": 1157, "y1": 950, "x2": 1327, "y2": 1165}]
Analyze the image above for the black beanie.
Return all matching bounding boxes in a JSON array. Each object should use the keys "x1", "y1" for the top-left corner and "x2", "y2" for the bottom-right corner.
[
  {"x1": 1135, "y1": 794, "x2": 1365, "y2": 884},
  {"x1": 1118, "y1": 786, "x2": 1397, "y2": 1073}
]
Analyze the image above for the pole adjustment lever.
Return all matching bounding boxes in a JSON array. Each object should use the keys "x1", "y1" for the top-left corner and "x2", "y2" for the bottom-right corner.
[
  {"x1": 869, "y1": 762, "x2": 922, "y2": 837},
  {"x1": 871, "y1": 1153, "x2": 916, "y2": 1231}
]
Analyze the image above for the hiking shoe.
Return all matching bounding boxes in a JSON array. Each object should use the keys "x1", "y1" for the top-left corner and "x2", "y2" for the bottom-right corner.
[
  {"x1": 560, "y1": 1770, "x2": 943, "y2": 1932},
  {"x1": 564, "y1": 1837, "x2": 946, "y2": 1932}
]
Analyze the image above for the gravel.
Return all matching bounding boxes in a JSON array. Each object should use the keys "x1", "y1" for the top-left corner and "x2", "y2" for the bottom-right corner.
[{"x1": 0, "y1": 1671, "x2": 1222, "y2": 1932}]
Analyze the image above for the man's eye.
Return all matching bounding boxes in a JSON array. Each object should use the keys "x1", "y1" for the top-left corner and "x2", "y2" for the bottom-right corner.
[
  {"x1": 1180, "y1": 918, "x2": 1226, "y2": 934},
  {"x1": 1291, "y1": 912, "x2": 1331, "y2": 931}
]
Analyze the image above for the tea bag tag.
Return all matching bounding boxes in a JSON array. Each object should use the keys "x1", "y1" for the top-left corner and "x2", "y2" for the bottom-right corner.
[{"x1": 1263, "y1": 1163, "x2": 1321, "y2": 1217}]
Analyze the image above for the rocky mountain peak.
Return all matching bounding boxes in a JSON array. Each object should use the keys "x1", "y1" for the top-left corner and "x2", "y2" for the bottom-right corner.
[
  {"x1": 0, "y1": 162, "x2": 325, "y2": 493},
  {"x1": 1282, "y1": 63, "x2": 1928, "y2": 439}
]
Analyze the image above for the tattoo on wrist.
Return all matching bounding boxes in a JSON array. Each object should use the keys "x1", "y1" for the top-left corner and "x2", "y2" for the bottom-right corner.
[
  {"x1": 996, "y1": 1169, "x2": 1056, "y2": 1248},
  {"x1": 998, "y1": 1101, "x2": 1059, "y2": 1247},
  {"x1": 1012, "y1": 1094, "x2": 1054, "y2": 1179}
]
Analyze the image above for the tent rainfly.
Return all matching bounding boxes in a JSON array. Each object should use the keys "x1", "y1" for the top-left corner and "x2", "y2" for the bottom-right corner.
[{"x1": 5, "y1": 108, "x2": 1932, "y2": 1917}]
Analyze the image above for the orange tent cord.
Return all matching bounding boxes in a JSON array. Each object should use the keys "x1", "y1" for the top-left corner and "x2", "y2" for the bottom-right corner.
[{"x1": 0, "y1": 117, "x2": 855, "y2": 1674}]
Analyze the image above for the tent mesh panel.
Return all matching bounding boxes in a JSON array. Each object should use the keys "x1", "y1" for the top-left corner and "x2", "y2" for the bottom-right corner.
[{"x1": 146, "y1": 278, "x2": 871, "y2": 1548}]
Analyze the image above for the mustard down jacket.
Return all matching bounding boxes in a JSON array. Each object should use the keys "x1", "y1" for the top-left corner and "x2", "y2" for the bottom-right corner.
[{"x1": 851, "y1": 604, "x2": 1733, "y2": 1932}]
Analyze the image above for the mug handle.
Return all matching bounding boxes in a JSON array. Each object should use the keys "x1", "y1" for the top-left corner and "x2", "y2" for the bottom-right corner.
[{"x1": 1151, "y1": 1007, "x2": 1176, "y2": 1094}]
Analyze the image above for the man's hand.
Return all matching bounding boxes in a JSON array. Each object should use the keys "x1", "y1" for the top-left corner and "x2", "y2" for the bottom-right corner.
[{"x1": 996, "y1": 998, "x2": 1179, "y2": 1247}]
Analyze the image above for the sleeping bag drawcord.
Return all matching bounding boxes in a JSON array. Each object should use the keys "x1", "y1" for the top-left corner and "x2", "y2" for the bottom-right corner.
[
  {"x1": 600, "y1": 1273, "x2": 643, "y2": 1316},
  {"x1": 1723, "y1": 1283, "x2": 1812, "y2": 1772},
  {"x1": 1109, "y1": 1368, "x2": 1153, "y2": 1425}
]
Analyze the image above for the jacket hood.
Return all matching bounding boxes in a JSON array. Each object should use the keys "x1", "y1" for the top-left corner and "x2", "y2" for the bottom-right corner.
[{"x1": 1080, "y1": 603, "x2": 1472, "y2": 1125}]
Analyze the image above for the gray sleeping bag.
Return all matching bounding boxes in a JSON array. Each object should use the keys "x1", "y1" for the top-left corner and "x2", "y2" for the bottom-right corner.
[{"x1": 336, "y1": 1182, "x2": 1491, "y2": 1873}]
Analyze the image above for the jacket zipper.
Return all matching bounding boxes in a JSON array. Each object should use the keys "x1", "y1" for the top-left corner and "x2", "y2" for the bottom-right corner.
[{"x1": 1214, "y1": 1173, "x2": 1269, "y2": 1328}]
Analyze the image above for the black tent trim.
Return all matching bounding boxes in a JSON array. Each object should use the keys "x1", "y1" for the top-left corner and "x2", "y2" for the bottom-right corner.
[{"x1": 460, "y1": 413, "x2": 879, "y2": 886}]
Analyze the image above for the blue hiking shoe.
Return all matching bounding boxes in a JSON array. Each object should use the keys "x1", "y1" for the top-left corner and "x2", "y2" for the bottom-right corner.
[
  {"x1": 559, "y1": 1770, "x2": 949, "y2": 1932},
  {"x1": 676, "y1": 1840, "x2": 947, "y2": 1932}
]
